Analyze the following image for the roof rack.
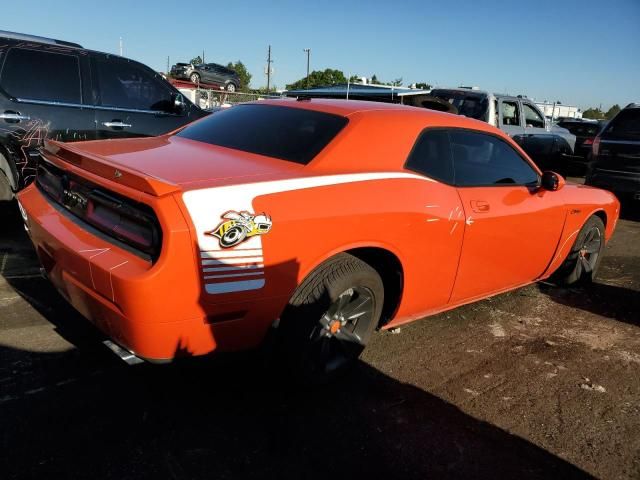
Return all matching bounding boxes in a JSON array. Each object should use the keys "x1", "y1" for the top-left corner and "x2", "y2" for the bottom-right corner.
[{"x1": 0, "y1": 30, "x2": 82, "y2": 49}]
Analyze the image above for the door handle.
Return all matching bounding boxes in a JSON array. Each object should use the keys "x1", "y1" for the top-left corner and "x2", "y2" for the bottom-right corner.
[
  {"x1": 470, "y1": 200, "x2": 490, "y2": 213},
  {"x1": 102, "y1": 121, "x2": 132, "y2": 129},
  {"x1": 1, "y1": 111, "x2": 30, "y2": 122}
]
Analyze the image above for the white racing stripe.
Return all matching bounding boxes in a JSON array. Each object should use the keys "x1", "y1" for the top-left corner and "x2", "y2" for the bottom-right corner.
[
  {"x1": 183, "y1": 172, "x2": 431, "y2": 295},
  {"x1": 203, "y1": 265, "x2": 264, "y2": 273},
  {"x1": 204, "y1": 271, "x2": 265, "y2": 280},
  {"x1": 205, "y1": 279, "x2": 266, "y2": 294},
  {"x1": 201, "y1": 249, "x2": 263, "y2": 259}
]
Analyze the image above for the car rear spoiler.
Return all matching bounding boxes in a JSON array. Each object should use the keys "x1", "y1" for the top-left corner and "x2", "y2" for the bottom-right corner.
[{"x1": 42, "y1": 140, "x2": 180, "y2": 197}]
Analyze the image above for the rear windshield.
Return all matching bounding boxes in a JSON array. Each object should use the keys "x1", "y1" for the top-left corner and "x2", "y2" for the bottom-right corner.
[
  {"x1": 177, "y1": 104, "x2": 349, "y2": 164},
  {"x1": 430, "y1": 90, "x2": 489, "y2": 121},
  {"x1": 602, "y1": 108, "x2": 640, "y2": 140}
]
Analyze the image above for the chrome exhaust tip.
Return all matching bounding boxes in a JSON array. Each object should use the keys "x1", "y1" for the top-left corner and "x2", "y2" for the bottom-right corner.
[{"x1": 103, "y1": 340, "x2": 144, "y2": 365}]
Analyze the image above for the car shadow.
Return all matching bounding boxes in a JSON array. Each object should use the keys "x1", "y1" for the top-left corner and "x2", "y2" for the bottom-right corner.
[
  {"x1": 538, "y1": 279, "x2": 640, "y2": 327},
  {"x1": 0, "y1": 342, "x2": 592, "y2": 480}
]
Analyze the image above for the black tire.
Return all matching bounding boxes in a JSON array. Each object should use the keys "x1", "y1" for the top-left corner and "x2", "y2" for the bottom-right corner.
[
  {"x1": 189, "y1": 72, "x2": 200, "y2": 84},
  {"x1": 276, "y1": 253, "x2": 383, "y2": 383},
  {"x1": 225, "y1": 82, "x2": 237, "y2": 92},
  {"x1": 553, "y1": 215, "x2": 605, "y2": 286}
]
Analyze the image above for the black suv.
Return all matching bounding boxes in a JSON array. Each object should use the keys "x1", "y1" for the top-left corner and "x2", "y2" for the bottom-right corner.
[
  {"x1": 0, "y1": 31, "x2": 207, "y2": 201},
  {"x1": 172, "y1": 62, "x2": 240, "y2": 92},
  {"x1": 586, "y1": 103, "x2": 640, "y2": 200}
]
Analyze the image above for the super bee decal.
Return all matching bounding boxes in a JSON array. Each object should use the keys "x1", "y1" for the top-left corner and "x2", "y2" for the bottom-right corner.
[{"x1": 205, "y1": 211, "x2": 273, "y2": 248}]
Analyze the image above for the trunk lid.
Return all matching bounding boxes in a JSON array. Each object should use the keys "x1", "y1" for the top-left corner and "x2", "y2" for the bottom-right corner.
[{"x1": 44, "y1": 135, "x2": 303, "y2": 196}]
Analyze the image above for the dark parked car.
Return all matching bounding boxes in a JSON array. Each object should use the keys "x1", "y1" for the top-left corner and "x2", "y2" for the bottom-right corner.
[
  {"x1": 556, "y1": 119, "x2": 604, "y2": 175},
  {"x1": 586, "y1": 103, "x2": 640, "y2": 200},
  {"x1": 556, "y1": 119, "x2": 602, "y2": 158},
  {"x1": 0, "y1": 31, "x2": 208, "y2": 201},
  {"x1": 172, "y1": 62, "x2": 240, "y2": 92},
  {"x1": 169, "y1": 62, "x2": 191, "y2": 79}
]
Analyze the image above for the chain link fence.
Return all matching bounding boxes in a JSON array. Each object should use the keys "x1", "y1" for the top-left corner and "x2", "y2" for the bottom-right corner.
[{"x1": 176, "y1": 83, "x2": 282, "y2": 110}]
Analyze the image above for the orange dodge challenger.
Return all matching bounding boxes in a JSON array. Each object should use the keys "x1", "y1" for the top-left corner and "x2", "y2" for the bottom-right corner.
[{"x1": 17, "y1": 99, "x2": 619, "y2": 377}]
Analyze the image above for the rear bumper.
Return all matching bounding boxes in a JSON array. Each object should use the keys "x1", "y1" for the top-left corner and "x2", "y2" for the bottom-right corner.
[{"x1": 17, "y1": 184, "x2": 276, "y2": 361}]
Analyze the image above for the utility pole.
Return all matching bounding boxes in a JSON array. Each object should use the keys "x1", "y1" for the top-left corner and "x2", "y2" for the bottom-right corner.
[
  {"x1": 167, "y1": 56, "x2": 170, "y2": 74},
  {"x1": 303, "y1": 48, "x2": 311, "y2": 88},
  {"x1": 266, "y1": 45, "x2": 273, "y2": 93},
  {"x1": 202, "y1": 49, "x2": 205, "y2": 64},
  {"x1": 119, "y1": 37, "x2": 123, "y2": 56}
]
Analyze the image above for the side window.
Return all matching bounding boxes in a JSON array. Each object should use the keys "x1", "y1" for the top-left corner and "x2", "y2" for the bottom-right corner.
[
  {"x1": 450, "y1": 130, "x2": 539, "y2": 186},
  {"x1": 523, "y1": 103, "x2": 545, "y2": 128},
  {"x1": 405, "y1": 130, "x2": 454, "y2": 184},
  {"x1": 501, "y1": 101, "x2": 520, "y2": 126},
  {"x1": 95, "y1": 56, "x2": 173, "y2": 112},
  {"x1": 0, "y1": 48, "x2": 81, "y2": 104}
]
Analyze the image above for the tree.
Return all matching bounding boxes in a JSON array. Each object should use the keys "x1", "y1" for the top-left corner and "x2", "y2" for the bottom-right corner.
[
  {"x1": 605, "y1": 104, "x2": 621, "y2": 120},
  {"x1": 286, "y1": 68, "x2": 347, "y2": 90},
  {"x1": 414, "y1": 82, "x2": 432, "y2": 90},
  {"x1": 390, "y1": 77, "x2": 403, "y2": 87},
  {"x1": 582, "y1": 107, "x2": 605, "y2": 120},
  {"x1": 227, "y1": 61, "x2": 252, "y2": 91},
  {"x1": 189, "y1": 55, "x2": 202, "y2": 65},
  {"x1": 370, "y1": 74, "x2": 380, "y2": 84}
]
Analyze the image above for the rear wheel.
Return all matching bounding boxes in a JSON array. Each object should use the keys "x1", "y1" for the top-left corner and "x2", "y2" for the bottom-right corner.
[
  {"x1": 276, "y1": 253, "x2": 383, "y2": 382},
  {"x1": 553, "y1": 215, "x2": 605, "y2": 285},
  {"x1": 189, "y1": 72, "x2": 200, "y2": 84},
  {"x1": 225, "y1": 83, "x2": 237, "y2": 92}
]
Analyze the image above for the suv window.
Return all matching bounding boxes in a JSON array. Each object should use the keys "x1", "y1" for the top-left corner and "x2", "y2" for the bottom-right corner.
[
  {"x1": 95, "y1": 56, "x2": 173, "y2": 112},
  {"x1": 523, "y1": 103, "x2": 545, "y2": 128},
  {"x1": 450, "y1": 130, "x2": 539, "y2": 186},
  {"x1": 0, "y1": 48, "x2": 81, "y2": 104},
  {"x1": 405, "y1": 130, "x2": 454, "y2": 184},
  {"x1": 501, "y1": 101, "x2": 520, "y2": 126},
  {"x1": 602, "y1": 108, "x2": 640, "y2": 140},
  {"x1": 177, "y1": 104, "x2": 348, "y2": 165}
]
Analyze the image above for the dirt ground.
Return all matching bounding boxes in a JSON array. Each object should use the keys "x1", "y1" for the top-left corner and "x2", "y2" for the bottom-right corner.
[{"x1": 1, "y1": 195, "x2": 639, "y2": 480}]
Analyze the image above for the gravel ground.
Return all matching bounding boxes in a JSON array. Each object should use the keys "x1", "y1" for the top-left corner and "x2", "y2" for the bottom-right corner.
[{"x1": 1, "y1": 196, "x2": 638, "y2": 480}]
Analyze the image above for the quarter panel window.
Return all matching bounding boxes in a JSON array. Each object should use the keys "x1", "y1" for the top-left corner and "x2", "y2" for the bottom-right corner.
[
  {"x1": 450, "y1": 130, "x2": 539, "y2": 186},
  {"x1": 501, "y1": 101, "x2": 520, "y2": 126},
  {"x1": 523, "y1": 103, "x2": 545, "y2": 128},
  {"x1": 405, "y1": 130, "x2": 454, "y2": 184},
  {"x1": 0, "y1": 48, "x2": 81, "y2": 104},
  {"x1": 95, "y1": 56, "x2": 173, "y2": 112}
]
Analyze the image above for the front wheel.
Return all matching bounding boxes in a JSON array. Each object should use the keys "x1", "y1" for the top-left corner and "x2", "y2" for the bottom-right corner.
[
  {"x1": 276, "y1": 253, "x2": 384, "y2": 382},
  {"x1": 189, "y1": 72, "x2": 200, "y2": 84},
  {"x1": 553, "y1": 215, "x2": 605, "y2": 285},
  {"x1": 225, "y1": 83, "x2": 237, "y2": 92}
]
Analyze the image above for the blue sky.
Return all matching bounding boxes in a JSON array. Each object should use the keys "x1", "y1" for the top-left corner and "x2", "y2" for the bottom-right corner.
[{"x1": 4, "y1": 0, "x2": 639, "y2": 109}]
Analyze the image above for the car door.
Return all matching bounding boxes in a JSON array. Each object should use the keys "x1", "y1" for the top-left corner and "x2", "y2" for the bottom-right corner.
[
  {"x1": 521, "y1": 101, "x2": 555, "y2": 170},
  {"x1": 498, "y1": 99, "x2": 526, "y2": 147},
  {"x1": 91, "y1": 53, "x2": 196, "y2": 139},
  {"x1": 448, "y1": 129, "x2": 566, "y2": 303},
  {"x1": 0, "y1": 44, "x2": 95, "y2": 189},
  {"x1": 402, "y1": 129, "x2": 466, "y2": 311}
]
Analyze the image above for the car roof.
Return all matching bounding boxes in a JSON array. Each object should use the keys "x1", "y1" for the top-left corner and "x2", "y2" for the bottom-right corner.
[{"x1": 0, "y1": 30, "x2": 82, "y2": 48}]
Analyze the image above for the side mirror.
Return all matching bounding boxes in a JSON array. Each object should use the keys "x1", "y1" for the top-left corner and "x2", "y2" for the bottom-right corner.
[
  {"x1": 541, "y1": 171, "x2": 565, "y2": 191},
  {"x1": 172, "y1": 93, "x2": 187, "y2": 114}
]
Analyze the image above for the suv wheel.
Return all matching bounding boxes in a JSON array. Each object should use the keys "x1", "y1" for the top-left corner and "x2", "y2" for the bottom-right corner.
[
  {"x1": 189, "y1": 72, "x2": 200, "y2": 84},
  {"x1": 225, "y1": 83, "x2": 237, "y2": 92}
]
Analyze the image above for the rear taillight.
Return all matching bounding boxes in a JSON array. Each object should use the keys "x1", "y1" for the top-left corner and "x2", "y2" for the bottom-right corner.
[
  {"x1": 592, "y1": 136, "x2": 601, "y2": 156},
  {"x1": 583, "y1": 138, "x2": 594, "y2": 146},
  {"x1": 37, "y1": 160, "x2": 162, "y2": 260}
]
